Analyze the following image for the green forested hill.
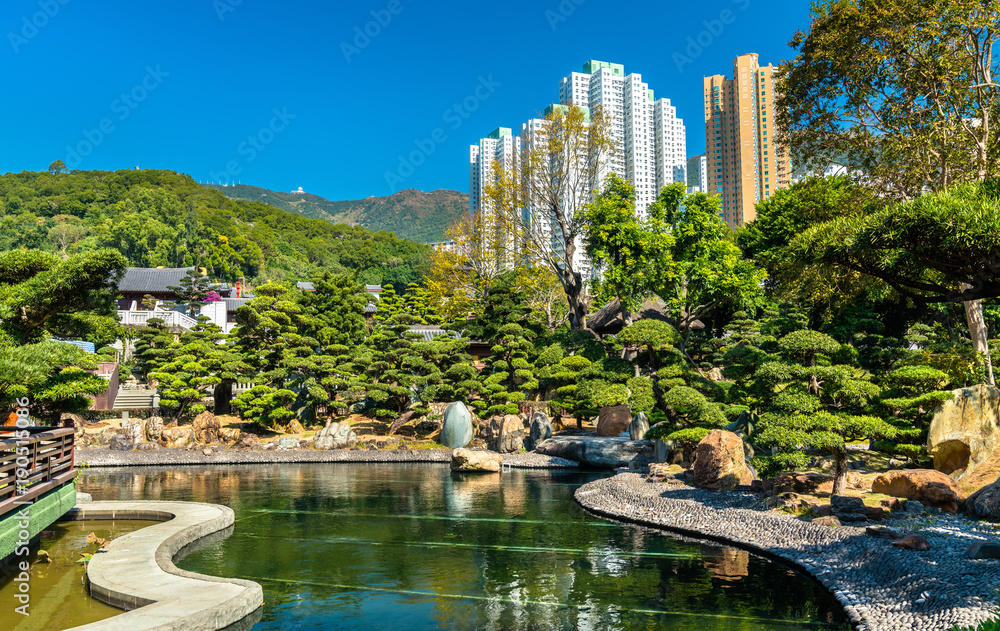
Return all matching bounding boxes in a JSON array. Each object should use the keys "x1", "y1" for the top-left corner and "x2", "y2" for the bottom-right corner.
[
  {"x1": 0, "y1": 169, "x2": 431, "y2": 288},
  {"x1": 204, "y1": 184, "x2": 468, "y2": 243}
]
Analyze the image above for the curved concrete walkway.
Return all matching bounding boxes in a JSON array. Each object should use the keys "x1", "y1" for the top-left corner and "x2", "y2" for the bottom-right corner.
[{"x1": 62, "y1": 500, "x2": 263, "y2": 631}]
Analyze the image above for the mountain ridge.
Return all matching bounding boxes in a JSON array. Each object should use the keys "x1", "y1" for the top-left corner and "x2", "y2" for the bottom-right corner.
[{"x1": 204, "y1": 183, "x2": 468, "y2": 243}]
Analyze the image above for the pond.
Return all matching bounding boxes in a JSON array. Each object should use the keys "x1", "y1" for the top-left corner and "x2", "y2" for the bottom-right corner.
[
  {"x1": 0, "y1": 519, "x2": 160, "y2": 631},
  {"x1": 77, "y1": 464, "x2": 850, "y2": 631}
]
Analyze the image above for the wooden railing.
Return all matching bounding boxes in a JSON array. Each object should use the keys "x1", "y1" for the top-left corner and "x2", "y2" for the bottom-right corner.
[{"x1": 0, "y1": 427, "x2": 75, "y2": 520}]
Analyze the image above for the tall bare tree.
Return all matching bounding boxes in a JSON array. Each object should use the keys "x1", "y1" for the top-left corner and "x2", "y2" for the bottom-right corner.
[{"x1": 484, "y1": 105, "x2": 614, "y2": 330}]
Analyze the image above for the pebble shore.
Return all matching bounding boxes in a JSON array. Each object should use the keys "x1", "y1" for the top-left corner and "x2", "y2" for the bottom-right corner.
[
  {"x1": 76, "y1": 446, "x2": 578, "y2": 469},
  {"x1": 575, "y1": 473, "x2": 1000, "y2": 631}
]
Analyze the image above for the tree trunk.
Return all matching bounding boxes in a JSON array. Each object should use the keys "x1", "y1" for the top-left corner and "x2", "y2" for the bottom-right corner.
[
  {"x1": 565, "y1": 277, "x2": 588, "y2": 331},
  {"x1": 214, "y1": 380, "x2": 234, "y2": 415},
  {"x1": 962, "y1": 293, "x2": 995, "y2": 386},
  {"x1": 832, "y1": 449, "x2": 849, "y2": 497}
]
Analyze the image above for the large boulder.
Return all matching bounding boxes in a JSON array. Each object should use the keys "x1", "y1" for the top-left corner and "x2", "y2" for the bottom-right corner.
[
  {"x1": 121, "y1": 419, "x2": 144, "y2": 445},
  {"x1": 596, "y1": 405, "x2": 632, "y2": 437},
  {"x1": 773, "y1": 472, "x2": 834, "y2": 495},
  {"x1": 287, "y1": 419, "x2": 306, "y2": 435},
  {"x1": 108, "y1": 434, "x2": 133, "y2": 451},
  {"x1": 965, "y1": 476, "x2": 1000, "y2": 518},
  {"x1": 441, "y1": 401, "x2": 474, "y2": 449},
  {"x1": 218, "y1": 427, "x2": 242, "y2": 445},
  {"x1": 483, "y1": 415, "x2": 526, "y2": 454},
  {"x1": 872, "y1": 469, "x2": 964, "y2": 513},
  {"x1": 692, "y1": 430, "x2": 754, "y2": 491},
  {"x1": 927, "y1": 384, "x2": 1000, "y2": 479},
  {"x1": 451, "y1": 448, "x2": 502, "y2": 472},
  {"x1": 144, "y1": 416, "x2": 164, "y2": 442},
  {"x1": 535, "y1": 435, "x2": 655, "y2": 469},
  {"x1": 527, "y1": 411, "x2": 552, "y2": 451},
  {"x1": 192, "y1": 411, "x2": 221, "y2": 444},
  {"x1": 628, "y1": 412, "x2": 650, "y2": 441},
  {"x1": 159, "y1": 427, "x2": 194, "y2": 449},
  {"x1": 313, "y1": 421, "x2": 358, "y2": 450},
  {"x1": 237, "y1": 432, "x2": 260, "y2": 449}
]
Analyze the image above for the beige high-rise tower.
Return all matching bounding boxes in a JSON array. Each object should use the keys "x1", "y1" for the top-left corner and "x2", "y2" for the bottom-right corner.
[{"x1": 704, "y1": 53, "x2": 790, "y2": 229}]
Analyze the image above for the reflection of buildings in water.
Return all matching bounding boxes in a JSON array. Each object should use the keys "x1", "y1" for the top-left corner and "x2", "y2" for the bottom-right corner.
[{"x1": 700, "y1": 544, "x2": 749, "y2": 583}]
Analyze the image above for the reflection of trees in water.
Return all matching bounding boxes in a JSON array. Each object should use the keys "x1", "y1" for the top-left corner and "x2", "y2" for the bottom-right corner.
[
  {"x1": 79, "y1": 465, "x2": 848, "y2": 630},
  {"x1": 701, "y1": 544, "x2": 750, "y2": 582}
]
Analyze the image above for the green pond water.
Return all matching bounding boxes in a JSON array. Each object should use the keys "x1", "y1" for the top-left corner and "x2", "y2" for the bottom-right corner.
[
  {"x1": 75, "y1": 464, "x2": 850, "y2": 631},
  {"x1": 0, "y1": 519, "x2": 160, "y2": 631}
]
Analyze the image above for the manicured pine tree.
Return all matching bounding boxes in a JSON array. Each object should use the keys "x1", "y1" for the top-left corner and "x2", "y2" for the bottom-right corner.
[
  {"x1": 752, "y1": 329, "x2": 897, "y2": 494},
  {"x1": 167, "y1": 270, "x2": 213, "y2": 317},
  {"x1": 230, "y1": 282, "x2": 316, "y2": 429},
  {"x1": 874, "y1": 365, "x2": 955, "y2": 463},
  {"x1": 147, "y1": 317, "x2": 242, "y2": 422},
  {"x1": 357, "y1": 312, "x2": 425, "y2": 419}
]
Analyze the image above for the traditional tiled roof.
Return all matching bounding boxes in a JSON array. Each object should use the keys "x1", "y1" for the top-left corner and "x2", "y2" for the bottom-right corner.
[
  {"x1": 407, "y1": 325, "x2": 460, "y2": 342},
  {"x1": 223, "y1": 297, "x2": 253, "y2": 313},
  {"x1": 296, "y1": 281, "x2": 315, "y2": 291},
  {"x1": 365, "y1": 284, "x2": 383, "y2": 292},
  {"x1": 118, "y1": 267, "x2": 195, "y2": 294},
  {"x1": 364, "y1": 303, "x2": 378, "y2": 313}
]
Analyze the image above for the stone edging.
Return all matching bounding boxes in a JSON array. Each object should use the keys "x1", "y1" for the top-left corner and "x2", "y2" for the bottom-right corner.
[
  {"x1": 575, "y1": 473, "x2": 1000, "y2": 631},
  {"x1": 60, "y1": 500, "x2": 263, "y2": 631}
]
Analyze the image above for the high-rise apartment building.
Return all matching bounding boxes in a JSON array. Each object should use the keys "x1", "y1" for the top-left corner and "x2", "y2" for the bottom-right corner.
[
  {"x1": 558, "y1": 60, "x2": 686, "y2": 214},
  {"x1": 468, "y1": 127, "x2": 521, "y2": 215},
  {"x1": 468, "y1": 60, "x2": 687, "y2": 276},
  {"x1": 704, "y1": 53, "x2": 791, "y2": 229},
  {"x1": 686, "y1": 154, "x2": 707, "y2": 193}
]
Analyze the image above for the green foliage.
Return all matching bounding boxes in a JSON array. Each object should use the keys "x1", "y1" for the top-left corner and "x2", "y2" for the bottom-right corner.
[
  {"x1": 231, "y1": 385, "x2": 296, "y2": 428},
  {"x1": 147, "y1": 317, "x2": 243, "y2": 422},
  {"x1": 949, "y1": 618, "x2": 1000, "y2": 631},
  {"x1": 655, "y1": 426, "x2": 710, "y2": 446},
  {"x1": 874, "y1": 364, "x2": 955, "y2": 462},
  {"x1": 584, "y1": 174, "x2": 673, "y2": 313},
  {"x1": 481, "y1": 322, "x2": 538, "y2": 416},
  {"x1": 0, "y1": 169, "x2": 431, "y2": 289},
  {"x1": 206, "y1": 183, "x2": 468, "y2": 243},
  {"x1": 660, "y1": 385, "x2": 727, "y2": 428},
  {"x1": 166, "y1": 270, "x2": 214, "y2": 317},
  {"x1": 0, "y1": 341, "x2": 110, "y2": 423},
  {"x1": 0, "y1": 248, "x2": 126, "y2": 421},
  {"x1": 618, "y1": 319, "x2": 681, "y2": 369}
]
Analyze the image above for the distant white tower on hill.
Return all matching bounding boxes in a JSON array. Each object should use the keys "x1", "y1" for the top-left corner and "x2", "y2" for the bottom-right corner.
[{"x1": 292, "y1": 186, "x2": 306, "y2": 194}]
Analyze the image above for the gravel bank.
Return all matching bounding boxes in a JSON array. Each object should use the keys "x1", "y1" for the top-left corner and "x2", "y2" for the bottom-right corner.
[
  {"x1": 77, "y1": 447, "x2": 577, "y2": 469},
  {"x1": 576, "y1": 473, "x2": 1000, "y2": 631}
]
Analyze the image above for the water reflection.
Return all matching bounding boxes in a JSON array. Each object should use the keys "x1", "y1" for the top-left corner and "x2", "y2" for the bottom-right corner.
[{"x1": 79, "y1": 464, "x2": 849, "y2": 631}]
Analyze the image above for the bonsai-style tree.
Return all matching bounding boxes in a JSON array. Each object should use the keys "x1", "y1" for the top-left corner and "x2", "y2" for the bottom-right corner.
[
  {"x1": 167, "y1": 270, "x2": 214, "y2": 318},
  {"x1": 874, "y1": 364, "x2": 955, "y2": 463},
  {"x1": 147, "y1": 317, "x2": 244, "y2": 422},
  {"x1": 359, "y1": 313, "x2": 426, "y2": 419},
  {"x1": 752, "y1": 329, "x2": 897, "y2": 494},
  {"x1": 481, "y1": 322, "x2": 538, "y2": 417},
  {"x1": 230, "y1": 283, "x2": 318, "y2": 429}
]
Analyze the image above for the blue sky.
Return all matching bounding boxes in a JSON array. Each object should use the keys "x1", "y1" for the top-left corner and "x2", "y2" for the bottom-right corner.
[{"x1": 1, "y1": 0, "x2": 814, "y2": 201}]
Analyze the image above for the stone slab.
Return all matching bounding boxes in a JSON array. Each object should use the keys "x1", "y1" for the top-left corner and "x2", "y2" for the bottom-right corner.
[
  {"x1": 61, "y1": 500, "x2": 262, "y2": 631},
  {"x1": 535, "y1": 435, "x2": 655, "y2": 469}
]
